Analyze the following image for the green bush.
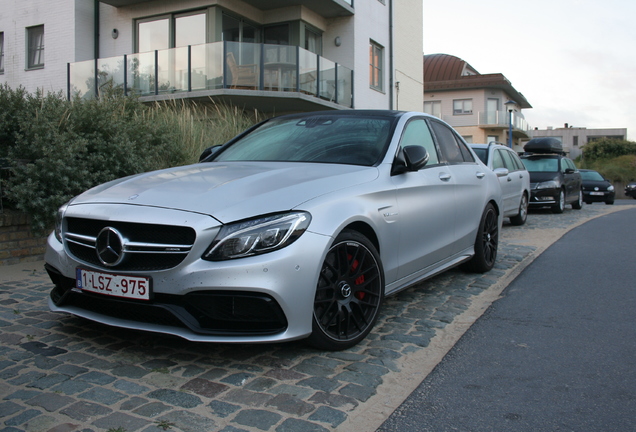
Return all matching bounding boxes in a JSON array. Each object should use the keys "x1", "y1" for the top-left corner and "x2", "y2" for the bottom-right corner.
[
  {"x1": 577, "y1": 138, "x2": 636, "y2": 184},
  {"x1": 2, "y1": 87, "x2": 261, "y2": 234},
  {"x1": 582, "y1": 138, "x2": 636, "y2": 160}
]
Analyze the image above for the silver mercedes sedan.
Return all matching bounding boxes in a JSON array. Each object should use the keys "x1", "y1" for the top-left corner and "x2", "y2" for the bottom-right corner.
[{"x1": 45, "y1": 110, "x2": 503, "y2": 350}]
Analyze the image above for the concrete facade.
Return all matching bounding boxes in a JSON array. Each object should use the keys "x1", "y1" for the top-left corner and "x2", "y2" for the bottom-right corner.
[{"x1": 0, "y1": 0, "x2": 424, "y2": 112}]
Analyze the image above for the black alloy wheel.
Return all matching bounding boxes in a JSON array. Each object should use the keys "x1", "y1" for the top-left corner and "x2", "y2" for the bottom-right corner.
[
  {"x1": 510, "y1": 193, "x2": 528, "y2": 226},
  {"x1": 308, "y1": 230, "x2": 384, "y2": 350},
  {"x1": 463, "y1": 203, "x2": 499, "y2": 273},
  {"x1": 552, "y1": 189, "x2": 566, "y2": 214}
]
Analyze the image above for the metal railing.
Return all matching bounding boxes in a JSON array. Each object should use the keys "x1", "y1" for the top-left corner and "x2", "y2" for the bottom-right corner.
[
  {"x1": 67, "y1": 41, "x2": 353, "y2": 108},
  {"x1": 443, "y1": 110, "x2": 530, "y2": 132}
]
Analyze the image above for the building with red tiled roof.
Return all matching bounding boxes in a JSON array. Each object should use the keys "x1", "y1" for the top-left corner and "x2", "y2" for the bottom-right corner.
[{"x1": 424, "y1": 53, "x2": 532, "y2": 150}]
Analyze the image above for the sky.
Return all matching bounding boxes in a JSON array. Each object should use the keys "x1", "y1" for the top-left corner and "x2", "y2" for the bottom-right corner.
[{"x1": 422, "y1": 0, "x2": 636, "y2": 140}]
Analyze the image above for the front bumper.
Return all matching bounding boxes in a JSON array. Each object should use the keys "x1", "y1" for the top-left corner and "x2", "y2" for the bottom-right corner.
[
  {"x1": 583, "y1": 190, "x2": 614, "y2": 202},
  {"x1": 528, "y1": 188, "x2": 559, "y2": 207},
  {"x1": 45, "y1": 209, "x2": 332, "y2": 344}
]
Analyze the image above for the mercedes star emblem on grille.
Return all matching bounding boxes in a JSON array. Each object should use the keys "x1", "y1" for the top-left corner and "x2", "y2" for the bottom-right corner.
[{"x1": 95, "y1": 227, "x2": 125, "y2": 267}]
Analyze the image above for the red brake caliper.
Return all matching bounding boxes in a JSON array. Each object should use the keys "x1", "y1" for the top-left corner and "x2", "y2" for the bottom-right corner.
[{"x1": 348, "y1": 254, "x2": 366, "y2": 299}]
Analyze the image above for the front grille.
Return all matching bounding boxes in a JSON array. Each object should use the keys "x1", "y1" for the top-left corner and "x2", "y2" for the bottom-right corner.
[{"x1": 65, "y1": 217, "x2": 196, "y2": 271}]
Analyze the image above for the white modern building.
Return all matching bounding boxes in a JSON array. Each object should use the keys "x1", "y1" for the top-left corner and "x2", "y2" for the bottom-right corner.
[{"x1": 0, "y1": 0, "x2": 423, "y2": 114}]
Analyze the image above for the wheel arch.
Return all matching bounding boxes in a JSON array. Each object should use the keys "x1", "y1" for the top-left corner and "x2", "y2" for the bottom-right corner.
[{"x1": 340, "y1": 221, "x2": 381, "y2": 254}]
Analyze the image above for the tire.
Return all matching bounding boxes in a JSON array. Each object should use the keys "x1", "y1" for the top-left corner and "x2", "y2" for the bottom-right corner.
[
  {"x1": 551, "y1": 189, "x2": 565, "y2": 213},
  {"x1": 509, "y1": 193, "x2": 528, "y2": 226},
  {"x1": 307, "y1": 230, "x2": 384, "y2": 350},
  {"x1": 572, "y1": 189, "x2": 583, "y2": 210},
  {"x1": 605, "y1": 200, "x2": 614, "y2": 205},
  {"x1": 463, "y1": 203, "x2": 498, "y2": 273}
]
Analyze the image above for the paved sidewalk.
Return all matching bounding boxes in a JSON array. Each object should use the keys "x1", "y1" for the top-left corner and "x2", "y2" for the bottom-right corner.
[{"x1": 0, "y1": 204, "x2": 631, "y2": 432}]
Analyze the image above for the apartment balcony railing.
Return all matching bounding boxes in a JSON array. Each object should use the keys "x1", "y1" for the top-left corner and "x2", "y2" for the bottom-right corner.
[
  {"x1": 67, "y1": 41, "x2": 353, "y2": 109},
  {"x1": 443, "y1": 110, "x2": 530, "y2": 133}
]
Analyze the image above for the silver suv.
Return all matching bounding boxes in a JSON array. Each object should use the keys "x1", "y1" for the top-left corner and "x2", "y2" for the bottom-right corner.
[{"x1": 470, "y1": 143, "x2": 530, "y2": 225}]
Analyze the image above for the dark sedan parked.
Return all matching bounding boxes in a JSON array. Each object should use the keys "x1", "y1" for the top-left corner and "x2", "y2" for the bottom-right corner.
[
  {"x1": 520, "y1": 138, "x2": 583, "y2": 214},
  {"x1": 625, "y1": 182, "x2": 636, "y2": 199},
  {"x1": 580, "y1": 169, "x2": 615, "y2": 205}
]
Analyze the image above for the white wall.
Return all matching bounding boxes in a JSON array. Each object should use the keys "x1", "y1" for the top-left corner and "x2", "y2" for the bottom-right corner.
[
  {"x1": 0, "y1": 0, "x2": 85, "y2": 94},
  {"x1": 393, "y1": 0, "x2": 423, "y2": 111}
]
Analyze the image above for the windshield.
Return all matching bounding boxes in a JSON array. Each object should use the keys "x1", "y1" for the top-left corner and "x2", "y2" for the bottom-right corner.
[
  {"x1": 521, "y1": 157, "x2": 559, "y2": 173},
  {"x1": 213, "y1": 116, "x2": 393, "y2": 166},
  {"x1": 580, "y1": 171, "x2": 605, "y2": 181}
]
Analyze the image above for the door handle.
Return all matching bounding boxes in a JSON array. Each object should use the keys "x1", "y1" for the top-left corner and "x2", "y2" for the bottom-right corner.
[
  {"x1": 476, "y1": 172, "x2": 486, "y2": 179},
  {"x1": 439, "y1": 172, "x2": 451, "y2": 181}
]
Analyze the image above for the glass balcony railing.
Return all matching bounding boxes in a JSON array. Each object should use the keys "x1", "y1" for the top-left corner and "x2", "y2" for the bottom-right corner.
[
  {"x1": 68, "y1": 41, "x2": 353, "y2": 108},
  {"x1": 442, "y1": 110, "x2": 530, "y2": 133}
]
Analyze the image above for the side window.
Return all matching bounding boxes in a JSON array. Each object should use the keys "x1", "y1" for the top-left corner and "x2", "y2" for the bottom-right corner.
[
  {"x1": 567, "y1": 159, "x2": 577, "y2": 171},
  {"x1": 457, "y1": 138, "x2": 475, "y2": 162},
  {"x1": 500, "y1": 149, "x2": 517, "y2": 171},
  {"x1": 509, "y1": 151, "x2": 525, "y2": 171},
  {"x1": 399, "y1": 119, "x2": 439, "y2": 165},
  {"x1": 492, "y1": 150, "x2": 505, "y2": 170},
  {"x1": 430, "y1": 120, "x2": 470, "y2": 164}
]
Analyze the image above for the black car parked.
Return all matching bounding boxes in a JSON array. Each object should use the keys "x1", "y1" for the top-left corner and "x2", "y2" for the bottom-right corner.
[
  {"x1": 580, "y1": 169, "x2": 615, "y2": 205},
  {"x1": 625, "y1": 182, "x2": 636, "y2": 199},
  {"x1": 520, "y1": 138, "x2": 583, "y2": 214}
]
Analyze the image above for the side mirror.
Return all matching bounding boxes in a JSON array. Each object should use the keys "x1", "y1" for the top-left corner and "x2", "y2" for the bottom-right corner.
[
  {"x1": 565, "y1": 168, "x2": 575, "y2": 174},
  {"x1": 199, "y1": 145, "x2": 222, "y2": 162},
  {"x1": 402, "y1": 146, "x2": 429, "y2": 171},
  {"x1": 493, "y1": 167, "x2": 510, "y2": 177}
]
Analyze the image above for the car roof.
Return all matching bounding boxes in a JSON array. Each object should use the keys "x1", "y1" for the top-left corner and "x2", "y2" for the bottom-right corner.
[
  {"x1": 469, "y1": 143, "x2": 513, "y2": 151},
  {"x1": 275, "y1": 110, "x2": 409, "y2": 121}
]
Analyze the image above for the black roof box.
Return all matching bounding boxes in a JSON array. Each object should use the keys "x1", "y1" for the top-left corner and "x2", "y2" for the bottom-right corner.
[{"x1": 524, "y1": 137, "x2": 563, "y2": 154}]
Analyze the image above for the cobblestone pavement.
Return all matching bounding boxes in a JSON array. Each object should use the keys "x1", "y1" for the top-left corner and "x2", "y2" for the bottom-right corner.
[{"x1": 1, "y1": 203, "x2": 632, "y2": 432}]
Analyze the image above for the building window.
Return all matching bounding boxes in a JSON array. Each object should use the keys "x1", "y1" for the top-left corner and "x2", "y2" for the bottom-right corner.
[
  {"x1": 369, "y1": 41, "x2": 383, "y2": 91},
  {"x1": 137, "y1": 11, "x2": 207, "y2": 53},
  {"x1": 27, "y1": 25, "x2": 45, "y2": 69},
  {"x1": 424, "y1": 101, "x2": 441, "y2": 118},
  {"x1": 453, "y1": 99, "x2": 472, "y2": 115},
  {"x1": 0, "y1": 32, "x2": 4, "y2": 74},
  {"x1": 573, "y1": 136, "x2": 578, "y2": 146}
]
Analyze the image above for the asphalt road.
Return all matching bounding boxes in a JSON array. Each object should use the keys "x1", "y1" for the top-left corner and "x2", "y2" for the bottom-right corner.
[{"x1": 377, "y1": 206, "x2": 636, "y2": 431}]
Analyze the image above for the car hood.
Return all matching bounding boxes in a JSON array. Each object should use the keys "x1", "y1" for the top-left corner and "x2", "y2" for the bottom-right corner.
[
  {"x1": 583, "y1": 180, "x2": 611, "y2": 189},
  {"x1": 69, "y1": 162, "x2": 378, "y2": 223},
  {"x1": 528, "y1": 172, "x2": 559, "y2": 184}
]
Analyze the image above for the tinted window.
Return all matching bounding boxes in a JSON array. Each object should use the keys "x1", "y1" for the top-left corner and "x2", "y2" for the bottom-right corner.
[
  {"x1": 472, "y1": 148, "x2": 488, "y2": 164},
  {"x1": 215, "y1": 116, "x2": 392, "y2": 166},
  {"x1": 581, "y1": 171, "x2": 604, "y2": 181},
  {"x1": 399, "y1": 119, "x2": 439, "y2": 165},
  {"x1": 430, "y1": 121, "x2": 465, "y2": 163},
  {"x1": 522, "y1": 156, "x2": 559, "y2": 172}
]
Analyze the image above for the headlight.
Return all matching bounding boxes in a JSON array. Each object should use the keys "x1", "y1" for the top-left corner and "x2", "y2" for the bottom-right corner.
[
  {"x1": 203, "y1": 212, "x2": 311, "y2": 261},
  {"x1": 608, "y1": 185, "x2": 615, "y2": 192},
  {"x1": 537, "y1": 180, "x2": 558, "y2": 190},
  {"x1": 54, "y1": 202, "x2": 70, "y2": 243}
]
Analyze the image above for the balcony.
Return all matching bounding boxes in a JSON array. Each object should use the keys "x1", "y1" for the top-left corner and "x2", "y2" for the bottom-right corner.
[
  {"x1": 442, "y1": 110, "x2": 531, "y2": 137},
  {"x1": 99, "y1": 0, "x2": 354, "y2": 17},
  {"x1": 68, "y1": 41, "x2": 354, "y2": 112}
]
